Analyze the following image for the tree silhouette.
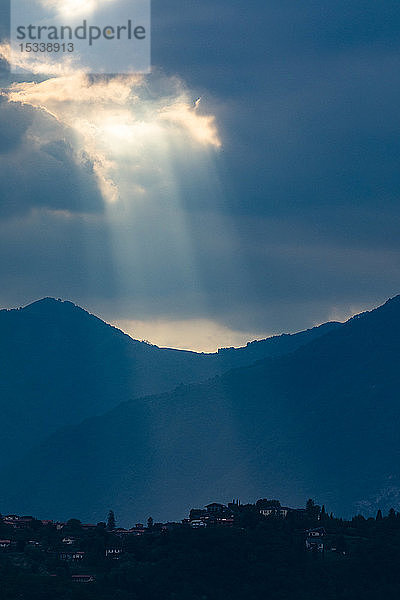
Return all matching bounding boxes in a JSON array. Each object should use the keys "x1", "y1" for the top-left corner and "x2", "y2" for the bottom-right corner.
[
  {"x1": 306, "y1": 499, "x2": 321, "y2": 520},
  {"x1": 107, "y1": 510, "x2": 116, "y2": 531}
]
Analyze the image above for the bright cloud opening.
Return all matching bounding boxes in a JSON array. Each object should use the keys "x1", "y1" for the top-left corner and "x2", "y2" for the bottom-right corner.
[
  {"x1": 0, "y1": 45, "x2": 232, "y2": 352},
  {"x1": 4, "y1": 64, "x2": 221, "y2": 204},
  {"x1": 40, "y1": 0, "x2": 118, "y2": 19}
]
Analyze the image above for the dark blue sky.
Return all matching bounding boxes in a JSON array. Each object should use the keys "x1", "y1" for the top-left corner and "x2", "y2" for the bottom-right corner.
[{"x1": 0, "y1": 0, "x2": 399, "y2": 349}]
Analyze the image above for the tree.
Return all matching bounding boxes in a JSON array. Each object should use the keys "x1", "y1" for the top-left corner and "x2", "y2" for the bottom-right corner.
[
  {"x1": 376, "y1": 509, "x2": 383, "y2": 521},
  {"x1": 147, "y1": 517, "x2": 154, "y2": 530},
  {"x1": 306, "y1": 499, "x2": 315, "y2": 515},
  {"x1": 256, "y1": 499, "x2": 281, "y2": 509},
  {"x1": 65, "y1": 518, "x2": 82, "y2": 533},
  {"x1": 306, "y1": 499, "x2": 321, "y2": 520},
  {"x1": 107, "y1": 510, "x2": 116, "y2": 531}
]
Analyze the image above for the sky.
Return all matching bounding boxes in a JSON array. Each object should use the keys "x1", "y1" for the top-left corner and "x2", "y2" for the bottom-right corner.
[{"x1": 0, "y1": 0, "x2": 399, "y2": 351}]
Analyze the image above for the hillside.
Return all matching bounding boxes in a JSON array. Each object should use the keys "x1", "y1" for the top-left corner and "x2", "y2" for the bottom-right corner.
[
  {"x1": 1, "y1": 505, "x2": 400, "y2": 600},
  {"x1": 1, "y1": 296, "x2": 399, "y2": 523},
  {"x1": 0, "y1": 298, "x2": 338, "y2": 465}
]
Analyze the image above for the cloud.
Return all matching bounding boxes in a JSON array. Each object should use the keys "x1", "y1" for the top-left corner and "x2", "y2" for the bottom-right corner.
[
  {"x1": 0, "y1": 96, "x2": 32, "y2": 153},
  {"x1": 3, "y1": 62, "x2": 221, "y2": 203},
  {"x1": 159, "y1": 101, "x2": 221, "y2": 148},
  {"x1": 1, "y1": 1, "x2": 400, "y2": 350},
  {"x1": 0, "y1": 95, "x2": 103, "y2": 218},
  {"x1": 40, "y1": 0, "x2": 118, "y2": 18}
]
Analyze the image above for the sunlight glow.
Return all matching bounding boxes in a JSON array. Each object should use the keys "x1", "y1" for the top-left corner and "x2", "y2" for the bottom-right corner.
[
  {"x1": 0, "y1": 45, "x2": 235, "y2": 354},
  {"x1": 113, "y1": 317, "x2": 268, "y2": 353},
  {"x1": 40, "y1": 0, "x2": 117, "y2": 19},
  {"x1": 5, "y1": 67, "x2": 222, "y2": 204}
]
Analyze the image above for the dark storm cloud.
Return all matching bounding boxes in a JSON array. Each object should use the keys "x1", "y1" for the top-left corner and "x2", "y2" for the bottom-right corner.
[
  {"x1": 149, "y1": 0, "x2": 400, "y2": 332},
  {"x1": 0, "y1": 0, "x2": 8, "y2": 40},
  {"x1": 0, "y1": 99, "x2": 104, "y2": 218},
  {"x1": 0, "y1": 0, "x2": 399, "y2": 340},
  {"x1": 153, "y1": 0, "x2": 400, "y2": 215},
  {"x1": 0, "y1": 208, "x2": 117, "y2": 308},
  {"x1": 0, "y1": 95, "x2": 31, "y2": 153}
]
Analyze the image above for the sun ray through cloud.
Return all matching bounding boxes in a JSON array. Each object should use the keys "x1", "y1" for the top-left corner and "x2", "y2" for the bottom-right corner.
[{"x1": 0, "y1": 43, "x2": 247, "y2": 351}]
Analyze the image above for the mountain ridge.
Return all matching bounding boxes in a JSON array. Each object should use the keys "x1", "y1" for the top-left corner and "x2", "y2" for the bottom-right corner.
[
  {"x1": 1, "y1": 294, "x2": 399, "y2": 523},
  {"x1": 0, "y1": 296, "x2": 341, "y2": 467},
  {"x1": 3, "y1": 295, "x2": 341, "y2": 354}
]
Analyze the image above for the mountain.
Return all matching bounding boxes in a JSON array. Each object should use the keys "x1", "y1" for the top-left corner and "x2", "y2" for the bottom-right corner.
[
  {"x1": 0, "y1": 297, "x2": 339, "y2": 465},
  {"x1": 1, "y1": 295, "x2": 399, "y2": 524}
]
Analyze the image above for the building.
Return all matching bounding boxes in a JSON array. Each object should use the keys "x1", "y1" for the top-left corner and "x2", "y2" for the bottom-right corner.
[
  {"x1": 59, "y1": 551, "x2": 86, "y2": 561},
  {"x1": 112, "y1": 524, "x2": 146, "y2": 538},
  {"x1": 190, "y1": 520, "x2": 206, "y2": 529},
  {"x1": 105, "y1": 547, "x2": 124, "y2": 559},
  {"x1": 0, "y1": 540, "x2": 12, "y2": 550},
  {"x1": 26, "y1": 540, "x2": 42, "y2": 549},
  {"x1": 205, "y1": 503, "x2": 228, "y2": 515},
  {"x1": 130, "y1": 524, "x2": 146, "y2": 536},
  {"x1": 3, "y1": 515, "x2": 35, "y2": 529},
  {"x1": 71, "y1": 575, "x2": 95, "y2": 583},
  {"x1": 306, "y1": 527, "x2": 326, "y2": 537},
  {"x1": 62, "y1": 537, "x2": 77, "y2": 545},
  {"x1": 305, "y1": 528, "x2": 326, "y2": 552},
  {"x1": 259, "y1": 507, "x2": 291, "y2": 518},
  {"x1": 187, "y1": 503, "x2": 235, "y2": 528},
  {"x1": 189, "y1": 509, "x2": 207, "y2": 521},
  {"x1": 256, "y1": 499, "x2": 295, "y2": 519}
]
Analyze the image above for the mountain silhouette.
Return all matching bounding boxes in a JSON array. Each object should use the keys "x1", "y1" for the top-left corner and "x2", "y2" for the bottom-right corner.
[
  {"x1": 1, "y1": 296, "x2": 399, "y2": 523},
  {"x1": 0, "y1": 297, "x2": 338, "y2": 466}
]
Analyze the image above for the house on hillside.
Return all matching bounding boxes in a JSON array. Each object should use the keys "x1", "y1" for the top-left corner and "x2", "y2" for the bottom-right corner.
[
  {"x1": 112, "y1": 528, "x2": 129, "y2": 537},
  {"x1": 256, "y1": 499, "x2": 293, "y2": 519},
  {"x1": 0, "y1": 540, "x2": 12, "y2": 550},
  {"x1": 187, "y1": 503, "x2": 236, "y2": 528},
  {"x1": 205, "y1": 503, "x2": 228, "y2": 515},
  {"x1": 189, "y1": 509, "x2": 207, "y2": 521},
  {"x1": 3, "y1": 515, "x2": 35, "y2": 529},
  {"x1": 190, "y1": 520, "x2": 206, "y2": 528},
  {"x1": 62, "y1": 536, "x2": 77, "y2": 545},
  {"x1": 305, "y1": 527, "x2": 326, "y2": 552},
  {"x1": 59, "y1": 551, "x2": 86, "y2": 561},
  {"x1": 130, "y1": 524, "x2": 146, "y2": 536},
  {"x1": 112, "y1": 524, "x2": 146, "y2": 537},
  {"x1": 105, "y1": 547, "x2": 123, "y2": 559},
  {"x1": 71, "y1": 574, "x2": 95, "y2": 583},
  {"x1": 259, "y1": 506, "x2": 291, "y2": 518},
  {"x1": 26, "y1": 540, "x2": 42, "y2": 549},
  {"x1": 307, "y1": 527, "x2": 326, "y2": 537}
]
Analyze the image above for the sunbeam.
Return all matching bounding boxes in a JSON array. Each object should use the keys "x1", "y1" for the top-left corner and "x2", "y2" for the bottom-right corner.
[{"x1": 0, "y1": 45, "x2": 243, "y2": 350}]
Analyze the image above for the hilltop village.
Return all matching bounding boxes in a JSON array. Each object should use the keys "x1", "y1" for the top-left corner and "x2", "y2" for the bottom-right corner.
[
  {"x1": 0, "y1": 497, "x2": 329, "y2": 572},
  {"x1": 1, "y1": 498, "x2": 400, "y2": 599}
]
